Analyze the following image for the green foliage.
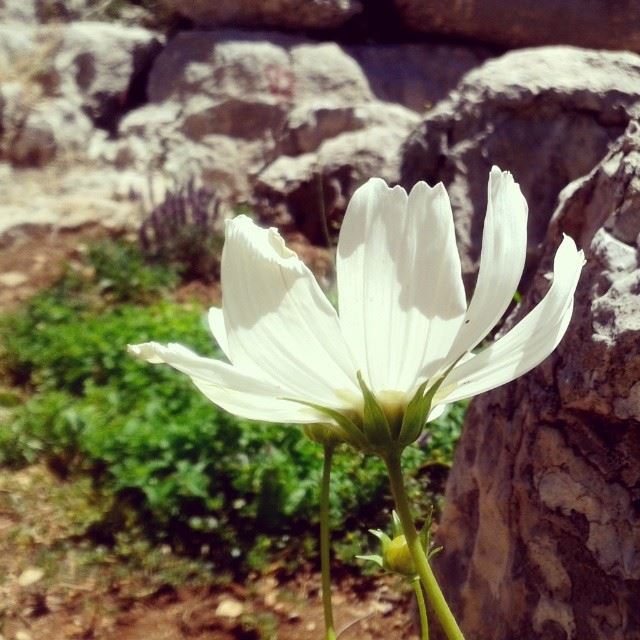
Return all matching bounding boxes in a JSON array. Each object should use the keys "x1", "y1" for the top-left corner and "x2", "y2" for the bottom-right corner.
[{"x1": 0, "y1": 239, "x2": 466, "y2": 573}]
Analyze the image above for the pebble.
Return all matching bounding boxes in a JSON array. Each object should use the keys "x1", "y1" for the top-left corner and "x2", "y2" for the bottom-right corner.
[
  {"x1": 18, "y1": 568, "x2": 44, "y2": 588},
  {"x1": 0, "y1": 272, "x2": 28, "y2": 287},
  {"x1": 215, "y1": 598, "x2": 244, "y2": 618}
]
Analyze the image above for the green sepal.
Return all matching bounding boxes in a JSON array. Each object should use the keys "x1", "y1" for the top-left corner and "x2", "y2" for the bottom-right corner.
[
  {"x1": 357, "y1": 371, "x2": 392, "y2": 448},
  {"x1": 391, "y1": 510, "x2": 402, "y2": 538},
  {"x1": 283, "y1": 398, "x2": 368, "y2": 450},
  {"x1": 356, "y1": 554, "x2": 384, "y2": 569},
  {"x1": 397, "y1": 366, "x2": 452, "y2": 447},
  {"x1": 369, "y1": 528, "x2": 392, "y2": 552},
  {"x1": 397, "y1": 379, "x2": 430, "y2": 447}
]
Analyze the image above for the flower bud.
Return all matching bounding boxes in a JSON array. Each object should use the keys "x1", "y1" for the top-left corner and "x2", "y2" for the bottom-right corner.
[
  {"x1": 303, "y1": 423, "x2": 345, "y2": 447},
  {"x1": 384, "y1": 534, "x2": 415, "y2": 576}
]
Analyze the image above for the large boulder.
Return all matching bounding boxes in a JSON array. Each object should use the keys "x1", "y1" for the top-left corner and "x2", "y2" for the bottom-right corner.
[
  {"x1": 346, "y1": 43, "x2": 488, "y2": 112},
  {"x1": 117, "y1": 29, "x2": 481, "y2": 230},
  {"x1": 395, "y1": 0, "x2": 640, "y2": 53},
  {"x1": 401, "y1": 46, "x2": 640, "y2": 286},
  {"x1": 435, "y1": 121, "x2": 640, "y2": 640},
  {"x1": 159, "y1": 0, "x2": 363, "y2": 30}
]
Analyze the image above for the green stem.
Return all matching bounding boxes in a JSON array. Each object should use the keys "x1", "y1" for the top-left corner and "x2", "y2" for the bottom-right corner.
[
  {"x1": 412, "y1": 578, "x2": 430, "y2": 640},
  {"x1": 383, "y1": 451, "x2": 465, "y2": 640},
  {"x1": 320, "y1": 444, "x2": 337, "y2": 640}
]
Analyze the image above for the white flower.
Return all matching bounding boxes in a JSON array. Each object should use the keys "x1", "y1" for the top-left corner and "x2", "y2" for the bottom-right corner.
[{"x1": 129, "y1": 167, "x2": 584, "y2": 446}]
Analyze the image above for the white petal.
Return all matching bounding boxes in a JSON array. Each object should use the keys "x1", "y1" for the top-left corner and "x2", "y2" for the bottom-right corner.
[
  {"x1": 128, "y1": 341, "x2": 320, "y2": 423},
  {"x1": 208, "y1": 307, "x2": 230, "y2": 357},
  {"x1": 221, "y1": 215, "x2": 358, "y2": 408},
  {"x1": 446, "y1": 167, "x2": 528, "y2": 363},
  {"x1": 191, "y1": 379, "x2": 323, "y2": 423},
  {"x1": 406, "y1": 182, "x2": 467, "y2": 385},
  {"x1": 427, "y1": 403, "x2": 447, "y2": 422},
  {"x1": 440, "y1": 236, "x2": 584, "y2": 403},
  {"x1": 129, "y1": 341, "x2": 277, "y2": 394},
  {"x1": 337, "y1": 178, "x2": 466, "y2": 393}
]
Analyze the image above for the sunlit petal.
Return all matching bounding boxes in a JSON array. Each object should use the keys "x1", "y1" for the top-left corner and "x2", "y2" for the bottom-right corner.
[
  {"x1": 337, "y1": 179, "x2": 466, "y2": 393},
  {"x1": 128, "y1": 341, "x2": 320, "y2": 423},
  {"x1": 441, "y1": 236, "x2": 584, "y2": 402},
  {"x1": 208, "y1": 307, "x2": 230, "y2": 357},
  {"x1": 446, "y1": 167, "x2": 528, "y2": 364},
  {"x1": 222, "y1": 215, "x2": 358, "y2": 408}
]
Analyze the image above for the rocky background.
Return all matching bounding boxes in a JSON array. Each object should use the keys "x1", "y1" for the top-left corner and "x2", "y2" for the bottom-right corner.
[{"x1": 1, "y1": 1, "x2": 639, "y2": 639}]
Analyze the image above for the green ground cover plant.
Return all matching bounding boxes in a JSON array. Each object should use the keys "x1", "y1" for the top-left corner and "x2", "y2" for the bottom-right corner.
[{"x1": 0, "y1": 239, "x2": 465, "y2": 573}]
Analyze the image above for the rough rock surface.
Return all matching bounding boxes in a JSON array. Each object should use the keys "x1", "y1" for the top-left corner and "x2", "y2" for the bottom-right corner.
[
  {"x1": 160, "y1": 0, "x2": 363, "y2": 30},
  {"x1": 113, "y1": 30, "x2": 477, "y2": 233},
  {"x1": 346, "y1": 43, "x2": 488, "y2": 112},
  {"x1": 0, "y1": 22, "x2": 162, "y2": 166},
  {"x1": 395, "y1": 0, "x2": 640, "y2": 53},
  {"x1": 254, "y1": 111, "x2": 418, "y2": 239},
  {"x1": 401, "y1": 46, "x2": 640, "y2": 286},
  {"x1": 435, "y1": 121, "x2": 640, "y2": 640}
]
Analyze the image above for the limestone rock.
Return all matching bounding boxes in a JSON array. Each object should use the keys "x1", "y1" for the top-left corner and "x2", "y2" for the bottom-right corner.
[
  {"x1": 255, "y1": 116, "x2": 418, "y2": 241},
  {"x1": 125, "y1": 30, "x2": 483, "y2": 222},
  {"x1": 395, "y1": 0, "x2": 640, "y2": 53},
  {"x1": 346, "y1": 43, "x2": 488, "y2": 112},
  {"x1": 147, "y1": 31, "x2": 371, "y2": 106},
  {"x1": 436, "y1": 120, "x2": 640, "y2": 640},
  {"x1": 8, "y1": 97, "x2": 95, "y2": 166},
  {"x1": 401, "y1": 46, "x2": 640, "y2": 287},
  {"x1": 160, "y1": 0, "x2": 362, "y2": 30},
  {"x1": 0, "y1": 164, "x2": 151, "y2": 236},
  {"x1": 0, "y1": 0, "x2": 38, "y2": 22},
  {"x1": 0, "y1": 22, "x2": 162, "y2": 167},
  {"x1": 45, "y1": 21, "x2": 163, "y2": 125}
]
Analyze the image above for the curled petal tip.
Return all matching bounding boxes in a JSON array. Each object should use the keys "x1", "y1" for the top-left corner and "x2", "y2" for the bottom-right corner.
[{"x1": 127, "y1": 342, "x2": 164, "y2": 364}]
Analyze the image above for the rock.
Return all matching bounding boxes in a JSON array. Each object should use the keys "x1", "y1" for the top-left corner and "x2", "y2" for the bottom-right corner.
[
  {"x1": 0, "y1": 272, "x2": 28, "y2": 287},
  {"x1": 8, "y1": 97, "x2": 94, "y2": 167},
  {"x1": 401, "y1": 46, "x2": 640, "y2": 288},
  {"x1": 436, "y1": 120, "x2": 640, "y2": 640},
  {"x1": 160, "y1": 0, "x2": 362, "y2": 30},
  {"x1": 0, "y1": 22, "x2": 162, "y2": 167},
  {"x1": 0, "y1": 0, "x2": 37, "y2": 22},
  {"x1": 123, "y1": 30, "x2": 484, "y2": 227},
  {"x1": 215, "y1": 597, "x2": 244, "y2": 618},
  {"x1": 147, "y1": 31, "x2": 371, "y2": 106},
  {"x1": 44, "y1": 21, "x2": 163, "y2": 126},
  {"x1": 289, "y1": 41, "x2": 372, "y2": 103},
  {"x1": 395, "y1": 0, "x2": 640, "y2": 53},
  {"x1": 0, "y1": 0, "x2": 90, "y2": 23},
  {"x1": 0, "y1": 165, "x2": 150, "y2": 236},
  {"x1": 0, "y1": 24, "x2": 36, "y2": 69},
  {"x1": 346, "y1": 43, "x2": 488, "y2": 112},
  {"x1": 255, "y1": 115, "x2": 418, "y2": 241},
  {"x1": 17, "y1": 567, "x2": 44, "y2": 587}
]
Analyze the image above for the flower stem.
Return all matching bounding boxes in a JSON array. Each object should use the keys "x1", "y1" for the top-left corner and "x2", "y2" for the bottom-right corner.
[
  {"x1": 320, "y1": 444, "x2": 337, "y2": 640},
  {"x1": 412, "y1": 578, "x2": 430, "y2": 640},
  {"x1": 383, "y1": 451, "x2": 465, "y2": 640}
]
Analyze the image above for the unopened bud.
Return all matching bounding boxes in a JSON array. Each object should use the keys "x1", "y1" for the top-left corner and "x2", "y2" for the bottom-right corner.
[{"x1": 384, "y1": 534, "x2": 415, "y2": 576}]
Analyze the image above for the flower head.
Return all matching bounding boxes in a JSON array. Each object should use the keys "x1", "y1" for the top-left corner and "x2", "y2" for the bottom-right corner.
[{"x1": 129, "y1": 167, "x2": 584, "y2": 451}]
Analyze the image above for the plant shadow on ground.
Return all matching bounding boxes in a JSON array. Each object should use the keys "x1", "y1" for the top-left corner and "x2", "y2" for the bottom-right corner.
[{"x1": 0, "y1": 236, "x2": 466, "y2": 638}]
